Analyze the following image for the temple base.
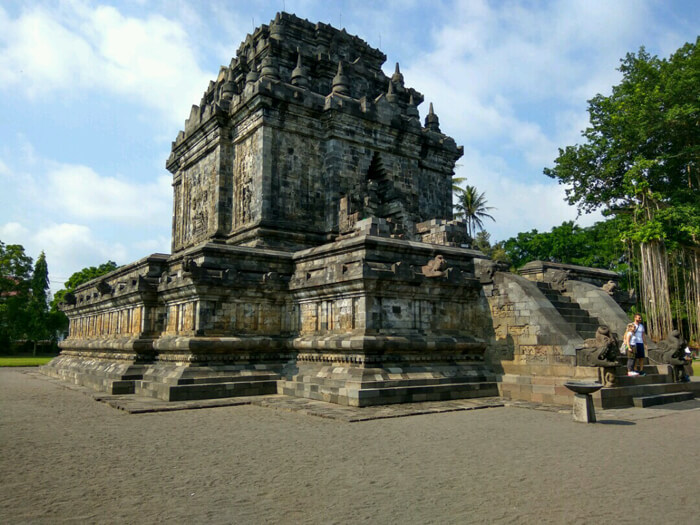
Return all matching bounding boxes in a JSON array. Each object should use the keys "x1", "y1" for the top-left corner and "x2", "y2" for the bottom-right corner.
[
  {"x1": 41, "y1": 353, "x2": 149, "y2": 395},
  {"x1": 278, "y1": 359, "x2": 498, "y2": 407},
  {"x1": 133, "y1": 360, "x2": 294, "y2": 401}
]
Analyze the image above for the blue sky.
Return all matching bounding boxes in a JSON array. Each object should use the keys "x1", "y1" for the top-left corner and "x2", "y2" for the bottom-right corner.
[{"x1": 1, "y1": 0, "x2": 698, "y2": 293}]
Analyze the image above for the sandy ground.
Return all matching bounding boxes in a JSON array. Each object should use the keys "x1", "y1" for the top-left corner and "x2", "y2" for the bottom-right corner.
[{"x1": 1, "y1": 368, "x2": 698, "y2": 524}]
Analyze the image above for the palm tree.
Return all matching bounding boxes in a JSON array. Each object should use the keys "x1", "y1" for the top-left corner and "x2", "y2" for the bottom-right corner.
[{"x1": 453, "y1": 185, "x2": 496, "y2": 238}]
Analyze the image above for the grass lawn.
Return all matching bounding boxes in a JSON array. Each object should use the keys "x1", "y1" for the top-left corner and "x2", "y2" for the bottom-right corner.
[
  {"x1": 693, "y1": 361, "x2": 700, "y2": 377},
  {"x1": 0, "y1": 356, "x2": 55, "y2": 367}
]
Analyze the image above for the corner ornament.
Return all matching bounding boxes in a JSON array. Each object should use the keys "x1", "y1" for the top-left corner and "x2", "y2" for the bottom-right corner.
[{"x1": 421, "y1": 254, "x2": 448, "y2": 277}]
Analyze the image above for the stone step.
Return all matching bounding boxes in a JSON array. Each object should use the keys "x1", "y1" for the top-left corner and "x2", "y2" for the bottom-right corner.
[
  {"x1": 559, "y1": 310, "x2": 596, "y2": 322},
  {"x1": 550, "y1": 304, "x2": 598, "y2": 321},
  {"x1": 555, "y1": 309, "x2": 591, "y2": 322},
  {"x1": 176, "y1": 374, "x2": 279, "y2": 385},
  {"x1": 616, "y1": 362, "x2": 661, "y2": 372},
  {"x1": 536, "y1": 283, "x2": 608, "y2": 341},
  {"x1": 537, "y1": 287, "x2": 568, "y2": 299},
  {"x1": 279, "y1": 379, "x2": 500, "y2": 407},
  {"x1": 615, "y1": 373, "x2": 671, "y2": 387},
  {"x1": 594, "y1": 382, "x2": 696, "y2": 409},
  {"x1": 632, "y1": 391, "x2": 694, "y2": 408},
  {"x1": 553, "y1": 303, "x2": 586, "y2": 313},
  {"x1": 287, "y1": 374, "x2": 496, "y2": 391},
  {"x1": 566, "y1": 322, "x2": 598, "y2": 335},
  {"x1": 575, "y1": 322, "x2": 600, "y2": 333},
  {"x1": 356, "y1": 381, "x2": 500, "y2": 404},
  {"x1": 549, "y1": 301, "x2": 581, "y2": 312},
  {"x1": 135, "y1": 379, "x2": 279, "y2": 402},
  {"x1": 542, "y1": 292, "x2": 572, "y2": 303}
]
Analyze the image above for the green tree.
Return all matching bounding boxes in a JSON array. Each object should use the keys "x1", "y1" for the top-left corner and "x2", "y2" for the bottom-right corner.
[
  {"x1": 473, "y1": 230, "x2": 510, "y2": 264},
  {"x1": 454, "y1": 185, "x2": 496, "y2": 238},
  {"x1": 452, "y1": 176, "x2": 466, "y2": 194},
  {"x1": 544, "y1": 42, "x2": 700, "y2": 245},
  {"x1": 503, "y1": 219, "x2": 628, "y2": 274},
  {"x1": 0, "y1": 242, "x2": 33, "y2": 348},
  {"x1": 27, "y1": 251, "x2": 51, "y2": 352},
  {"x1": 50, "y1": 262, "x2": 120, "y2": 336},
  {"x1": 0, "y1": 242, "x2": 33, "y2": 292},
  {"x1": 544, "y1": 39, "x2": 700, "y2": 341},
  {"x1": 473, "y1": 230, "x2": 492, "y2": 253},
  {"x1": 30, "y1": 252, "x2": 49, "y2": 309},
  {"x1": 51, "y1": 261, "x2": 119, "y2": 309}
]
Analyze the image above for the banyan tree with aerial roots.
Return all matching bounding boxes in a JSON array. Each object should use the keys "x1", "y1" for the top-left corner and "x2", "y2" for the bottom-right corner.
[
  {"x1": 626, "y1": 242, "x2": 700, "y2": 346},
  {"x1": 545, "y1": 38, "x2": 700, "y2": 345}
]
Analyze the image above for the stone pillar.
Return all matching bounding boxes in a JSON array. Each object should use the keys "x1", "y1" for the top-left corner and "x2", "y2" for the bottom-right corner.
[{"x1": 572, "y1": 393, "x2": 597, "y2": 423}]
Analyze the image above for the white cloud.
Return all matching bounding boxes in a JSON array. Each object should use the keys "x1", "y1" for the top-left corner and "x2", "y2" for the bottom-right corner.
[
  {"x1": 46, "y1": 164, "x2": 171, "y2": 224},
  {"x1": 455, "y1": 148, "x2": 603, "y2": 242},
  {"x1": 0, "y1": 221, "x2": 129, "y2": 293},
  {"x1": 402, "y1": 0, "x2": 656, "y2": 173},
  {"x1": 0, "y1": 139, "x2": 172, "y2": 294},
  {"x1": 0, "y1": 221, "x2": 29, "y2": 240},
  {"x1": 134, "y1": 235, "x2": 170, "y2": 254},
  {"x1": 396, "y1": 0, "x2": 664, "y2": 242},
  {"x1": 32, "y1": 222, "x2": 127, "y2": 260},
  {"x1": 35, "y1": 223, "x2": 129, "y2": 292},
  {"x1": 0, "y1": 3, "x2": 212, "y2": 124}
]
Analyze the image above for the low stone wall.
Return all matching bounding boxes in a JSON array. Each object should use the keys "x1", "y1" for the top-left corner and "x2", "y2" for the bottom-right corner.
[
  {"x1": 499, "y1": 362, "x2": 600, "y2": 405},
  {"x1": 519, "y1": 260, "x2": 619, "y2": 287}
]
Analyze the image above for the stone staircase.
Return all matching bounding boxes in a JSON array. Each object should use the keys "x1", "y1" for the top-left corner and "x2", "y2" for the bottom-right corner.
[
  {"x1": 593, "y1": 364, "x2": 698, "y2": 408},
  {"x1": 134, "y1": 371, "x2": 280, "y2": 402},
  {"x1": 536, "y1": 282, "x2": 697, "y2": 409},
  {"x1": 279, "y1": 375, "x2": 499, "y2": 407},
  {"x1": 632, "y1": 391, "x2": 694, "y2": 407},
  {"x1": 536, "y1": 282, "x2": 601, "y2": 339}
]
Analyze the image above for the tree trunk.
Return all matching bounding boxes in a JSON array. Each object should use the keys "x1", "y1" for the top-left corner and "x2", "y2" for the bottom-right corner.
[
  {"x1": 639, "y1": 241, "x2": 673, "y2": 341},
  {"x1": 684, "y1": 248, "x2": 700, "y2": 346}
]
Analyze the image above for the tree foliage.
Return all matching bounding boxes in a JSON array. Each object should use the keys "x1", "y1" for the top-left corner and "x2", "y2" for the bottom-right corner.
[
  {"x1": 0, "y1": 241, "x2": 34, "y2": 346},
  {"x1": 453, "y1": 185, "x2": 496, "y2": 238},
  {"x1": 503, "y1": 219, "x2": 629, "y2": 272},
  {"x1": 544, "y1": 39, "x2": 700, "y2": 342},
  {"x1": 50, "y1": 261, "x2": 119, "y2": 312},
  {"x1": 1, "y1": 241, "x2": 120, "y2": 347},
  {"x1": 544, "y1": 39, "x2": 699, "y2": 246},
  {"x1": 473, "y1": 231, "x2": 509, "y2": 263},
  {"x1": 0, "y1": 241, "x2": 33, "y2": 292},
  {"x1": 27, "y1": 251, "x2": 51, "y2": 342}
]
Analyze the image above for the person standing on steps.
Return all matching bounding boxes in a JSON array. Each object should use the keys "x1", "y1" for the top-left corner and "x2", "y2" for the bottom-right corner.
[
  {"x1": 624, "y1": 323, "x2": 639, "y2": 376},
  {"x1": 631, "y1": 314, "x2": 648, "y2": 376}
]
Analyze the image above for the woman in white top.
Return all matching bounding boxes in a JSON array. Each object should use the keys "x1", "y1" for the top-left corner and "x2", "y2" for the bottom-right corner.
[{"x1": 624, "y1": 323, "x2": 638, "y2": 376}]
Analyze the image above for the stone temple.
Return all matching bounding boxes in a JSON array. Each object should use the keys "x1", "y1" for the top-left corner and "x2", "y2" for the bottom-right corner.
[{"x1": 43, "y1": 13, "x2": 698, "y2": 409}]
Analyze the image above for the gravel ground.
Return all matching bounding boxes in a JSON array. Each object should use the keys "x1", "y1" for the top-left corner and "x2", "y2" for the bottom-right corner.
[{"x1": 1, "y1": 368, "x2": 698, "y2": 524}]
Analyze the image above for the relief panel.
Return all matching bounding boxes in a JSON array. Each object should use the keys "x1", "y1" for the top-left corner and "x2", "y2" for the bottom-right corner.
[
  {"x1": 173, "y1": 148, "x2": 220, "y2": 251},
  {"x1": 232, "y1": 131, "x2": 261, "y2": 231}
]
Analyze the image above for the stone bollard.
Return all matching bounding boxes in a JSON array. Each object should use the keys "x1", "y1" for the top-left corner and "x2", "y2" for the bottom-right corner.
[{"x1": 564, "y1": 382, "x2": 603, "y2": 423}]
